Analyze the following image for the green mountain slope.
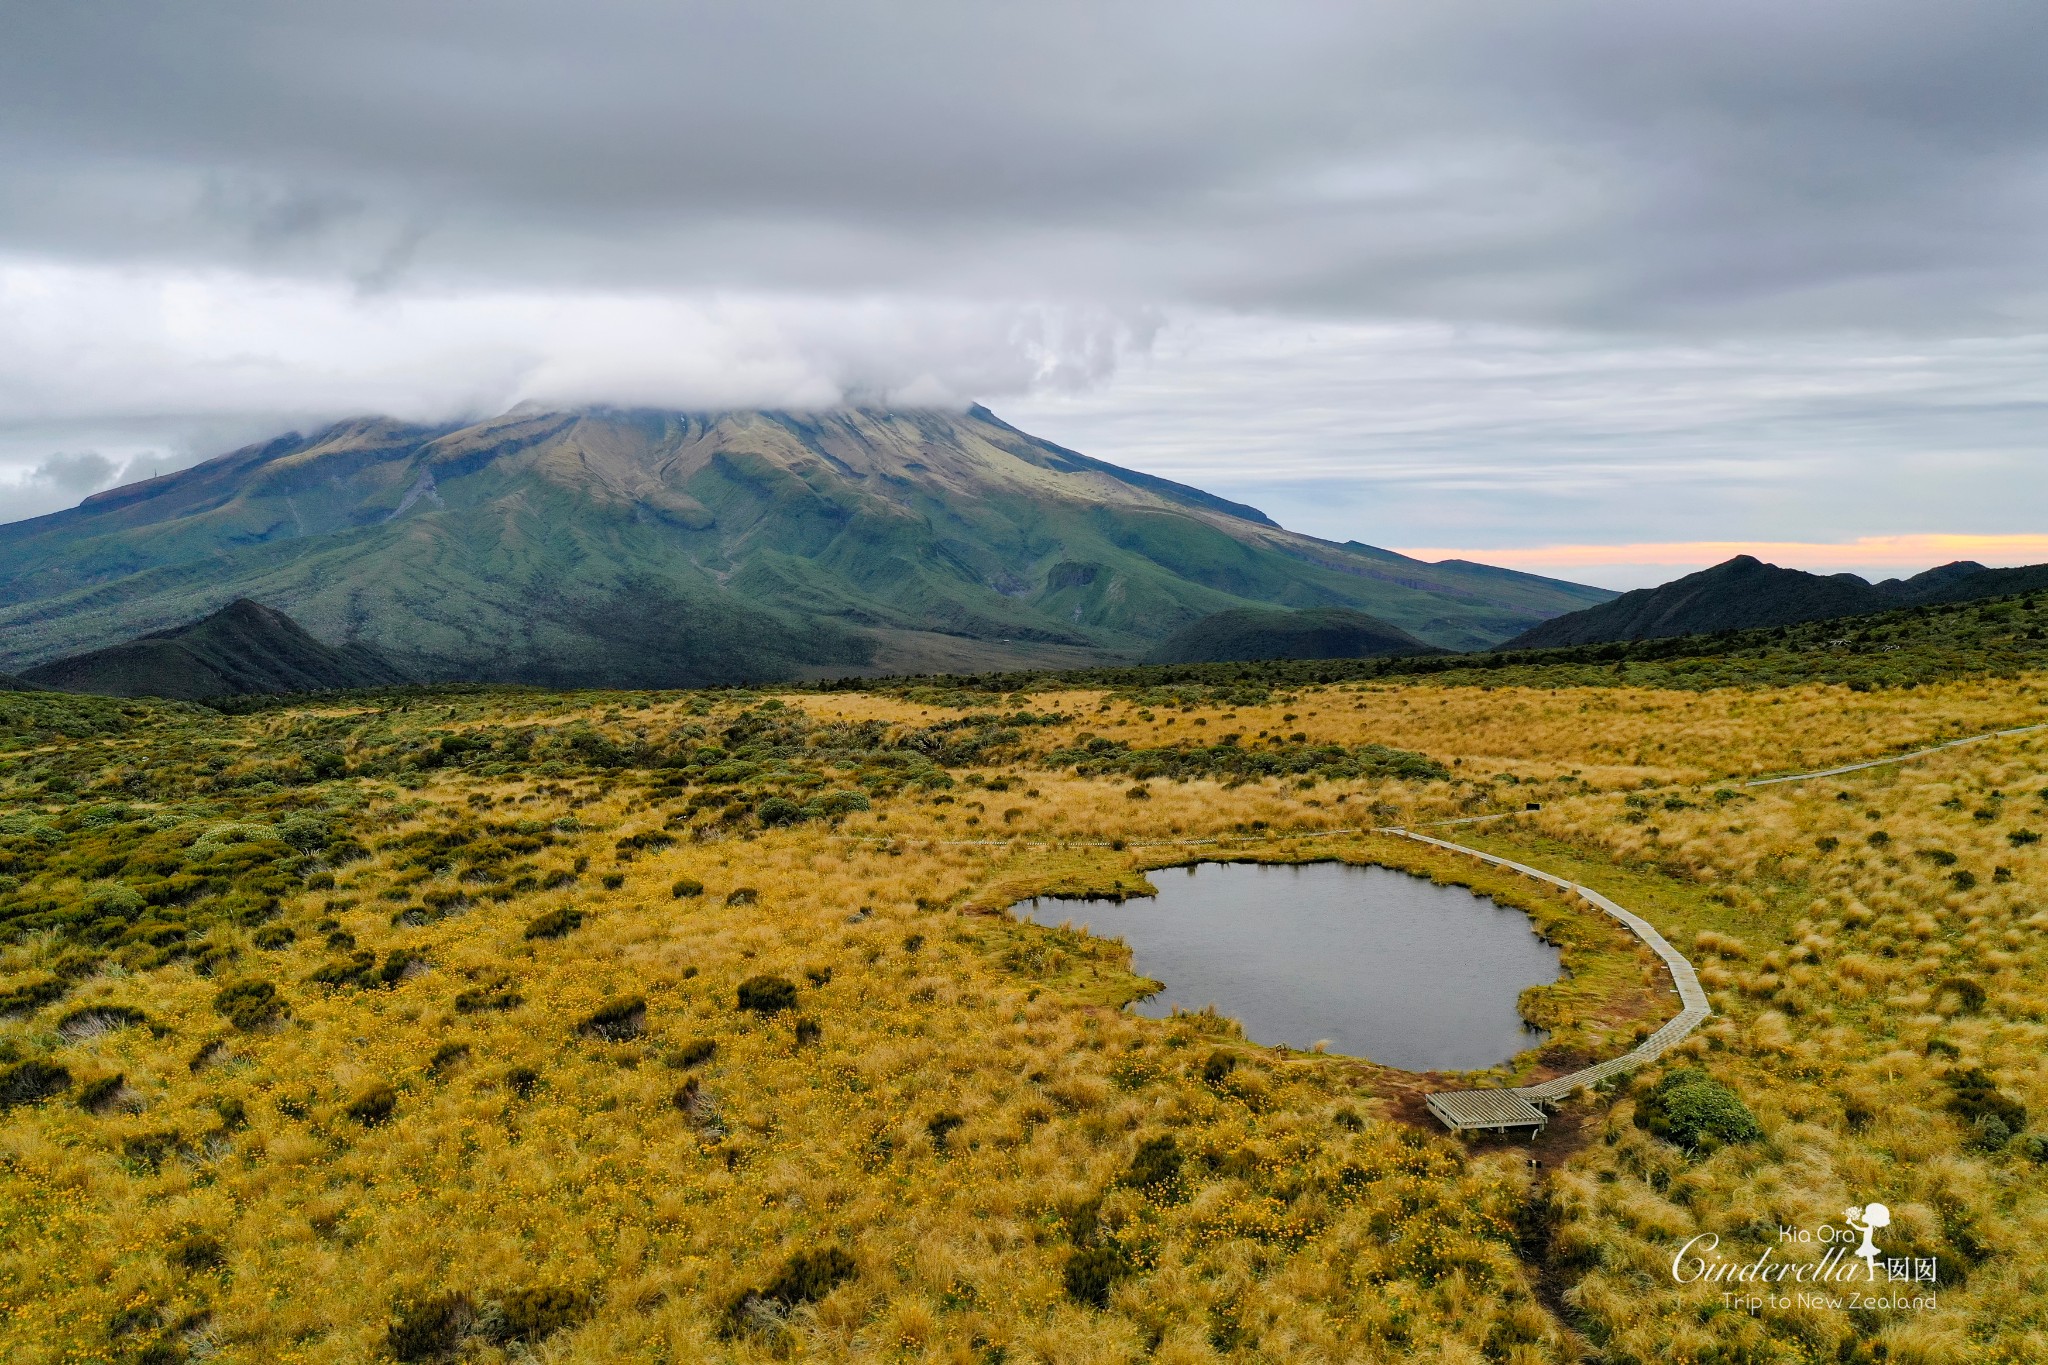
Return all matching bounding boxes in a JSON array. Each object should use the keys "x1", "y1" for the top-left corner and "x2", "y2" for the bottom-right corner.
[
  {"x1": 19, "y1": 599, "x2": 409, "y2": 700},
  {"x1": 0, "y1": 406, "x2": 1610, "y2": 686},
  {"x1": 1145, "y1": 607, "x2": 1442, "y2": 663}
]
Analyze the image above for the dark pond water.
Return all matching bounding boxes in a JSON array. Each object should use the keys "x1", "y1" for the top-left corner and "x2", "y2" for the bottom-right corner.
[{"x1": 1012, "y1": 860, "x2": 1562, "y2": 1071}]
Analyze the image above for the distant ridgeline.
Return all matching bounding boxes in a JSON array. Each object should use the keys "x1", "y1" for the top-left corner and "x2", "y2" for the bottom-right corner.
[
  {"x1": 1503, "y1": 553, "x2": 2048, "y2": 648},
  {"x1": 0, "y1": 406, "x2": 1609, "y2": 688},
  {"x1": 818, "y1": 586, "x2": 2048, "y2": 698}
]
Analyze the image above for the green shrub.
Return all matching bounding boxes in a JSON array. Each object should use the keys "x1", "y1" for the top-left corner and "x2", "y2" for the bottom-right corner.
[
  {"x1": 0, "y1": 976, "x2": 68, "y2": 1016},
  {"x1": 169, "y1": 1233, "x2": 226, "y2": 1272},
  {"x1": 1063, "y1": 1245, "x2": 1132, "y2": 1308},
  {"x1": 736, "y1": 975, "x2": 797, "y2": 1015},
  {"x1": 77, "y1": 1073, "x2": 127, "y2": 1113},
  {"x1": 123, "y1": 1129, "x2": 185, "y2": 1172},
  {"x1": 428, "y1": 1042, "x2": 471, "y2": 1076},
  {"x1": 454, "y1": 976, "x2": 521, "y2": 1013},
  {"x1": 926, "y1": 1112, "x2": 965, "y2": 1148},
  {"x1": 0, "y1": 1059, "x2": 70, "y2": 1110},
  {"x1": 1945, "y1": 1067, "x2": 2027, "y2": 1133},
  {"x1": 1201, "y1": 1050, "x2": 1238, "y2": 1086},
  {"x1": 670, "y1": 1038, "x2": 716, "y2": 1068},
  {"x1": 347, "y1": 1085, "x2": 397, "y2": 1125},
  {"x1": 579, "y1": 996, "x2": 646, "y2": 1041},
  {"x1": 525, "y1": 907, "x2": 583, "y2": 940},
  {"x1": 670, "y1": 878, "x2": 704, "y2": 899},
  {"x1": 725, "y1": 887, "x2": 759, "y2": 906},
  {"x1": 387, "y1": 1292, "x2": 474, "y2": 1361},
  {"x1": 213, "y1": 979, "x2": 285, "y2": 1030},
  {"x1": 793, "y1": 1016, "x2": 821, "y2": 1047},
  {"x1": 1122, "y1": 1135, "x2": 1184, "y2": 1193},
  {"x1": 490, "y1": 1284, "x2": 592, "y2": 1343},
  {"x1": 1936, "y1": 976, "x2": 1988, "y2": 1014},
  {"x1": 504, "y1": 1067, "x2": 540, "y2": 1098},
  {"x1": 1634, "y1": 1068, "x2": 1762, "y2": 1150},
  {"x1": 722, "y1": 1247, "x2": 856, "y2": 1335},
  {"x1": 251, "y1": 925, "x2": 295, "y2": 950},
  {"x1": 600, "y1": 873, "x2": 624, "y2": 890},
  {"x1": 310, "y1": 952, "x2": 377, "y2": 989},
  {"x1": 56, "y1": 1003, "x2": 149, "y2": 1038},
  {"x1": 379, "y1": 949, "x2": 426, "y2": 986}
]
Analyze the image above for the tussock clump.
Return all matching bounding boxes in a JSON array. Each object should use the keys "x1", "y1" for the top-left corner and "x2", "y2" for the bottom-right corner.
[
  {"x1": 926, "y1": 1111, "x2": 965, "y2": 1148},
  {"x1": 736, "y1": 975, "x2": 797, "y2": 1015},
  {"x1": 523, "y1": 907, "x2": 582, "y2": 940},
  {"x1": 672, "y1": 1076, "x2": 726, "y2": 1137},
  {"x1": 721, "y1": 1247, "x2": 855, "y2": 1337},
  {"x1": 212, "y1": 979, "x2": 285, "y2": 1030},
  {"x1": 578, "y1": 996, "x2": 646, "y2": 1041}
]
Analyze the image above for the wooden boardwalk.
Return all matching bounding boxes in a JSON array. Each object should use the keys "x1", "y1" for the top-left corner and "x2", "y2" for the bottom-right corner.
[{"x1": 1383, "y1": 830, "x2": 1713, "y2": 1127}]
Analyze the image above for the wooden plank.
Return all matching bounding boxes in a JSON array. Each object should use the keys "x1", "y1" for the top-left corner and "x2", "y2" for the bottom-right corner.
[{"x1": 1425, "y1": 1090, "x2": 1548, "y2": 1131}]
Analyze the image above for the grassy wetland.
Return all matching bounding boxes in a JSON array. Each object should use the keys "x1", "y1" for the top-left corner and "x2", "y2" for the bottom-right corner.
[{"x1": 4, "y1": 628, "x2": 2048, "y2": 1362}]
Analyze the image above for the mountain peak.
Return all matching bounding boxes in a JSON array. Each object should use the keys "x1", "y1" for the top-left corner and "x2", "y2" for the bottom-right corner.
[{"x1": 1, "y1": 407, "x2": 1612, "y2": 685}]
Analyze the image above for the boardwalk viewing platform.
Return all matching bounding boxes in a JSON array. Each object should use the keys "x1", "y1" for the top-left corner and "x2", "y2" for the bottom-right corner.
[{"x1": 1384, "y1": 830, "x2": 1713, "y2": 1135}]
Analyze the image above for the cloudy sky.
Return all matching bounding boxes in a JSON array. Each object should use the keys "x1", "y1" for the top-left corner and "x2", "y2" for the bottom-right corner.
[{"x1": 4, "y1": 2, "x2": 2047, "y2": 586}]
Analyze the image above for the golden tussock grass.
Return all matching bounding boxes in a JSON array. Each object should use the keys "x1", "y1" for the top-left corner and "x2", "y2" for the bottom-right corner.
[{"x1": 1, "y1": 674, "x2": 2045, "y2": 1361}]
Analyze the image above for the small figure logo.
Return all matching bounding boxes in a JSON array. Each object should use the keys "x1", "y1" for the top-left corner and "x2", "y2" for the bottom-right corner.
[{"x1": 1843, "y1": 1202, "x2": 1891, "y2": 1278}]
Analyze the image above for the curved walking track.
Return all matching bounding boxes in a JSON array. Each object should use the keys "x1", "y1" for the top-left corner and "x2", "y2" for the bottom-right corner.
[
  {"x1": 834, "y1": 718, "x2": 2043, "y2": 1132},
  {"x1": 1743, "y1": 722, "x2": 2045, "y2": 786},
  {"x1": 1387, "y1": 829, "x2": 1712, "y2": 1134}
]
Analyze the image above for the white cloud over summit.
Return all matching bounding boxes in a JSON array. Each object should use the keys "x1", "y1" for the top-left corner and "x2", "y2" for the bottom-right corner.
[{"x1": 4, "y1": 1, "x2": 2048, "y2": 559}]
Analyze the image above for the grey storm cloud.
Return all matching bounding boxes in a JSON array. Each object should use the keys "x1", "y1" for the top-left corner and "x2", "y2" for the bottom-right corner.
[
  {"x1": 2, "y1": 0, "x2": 2047, "y2": 562},
  {"x1": 4, "y1": 0, "x2": 2047, "y2": 328}
]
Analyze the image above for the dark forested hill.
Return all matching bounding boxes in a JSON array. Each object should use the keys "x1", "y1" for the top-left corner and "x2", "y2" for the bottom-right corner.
[
  {"x1": 20, "y1": 599, "x2": 408, "y2": 700},
  {"x1": 0, "y1": 406, "x2": 1609, "y2": 686},
  {"x1": 1145, "y1": 606, "x2": 1442, "y2": 663},
  {"x1": 1504, "y1": 554, "x2": 2041, "y2": 648}
]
